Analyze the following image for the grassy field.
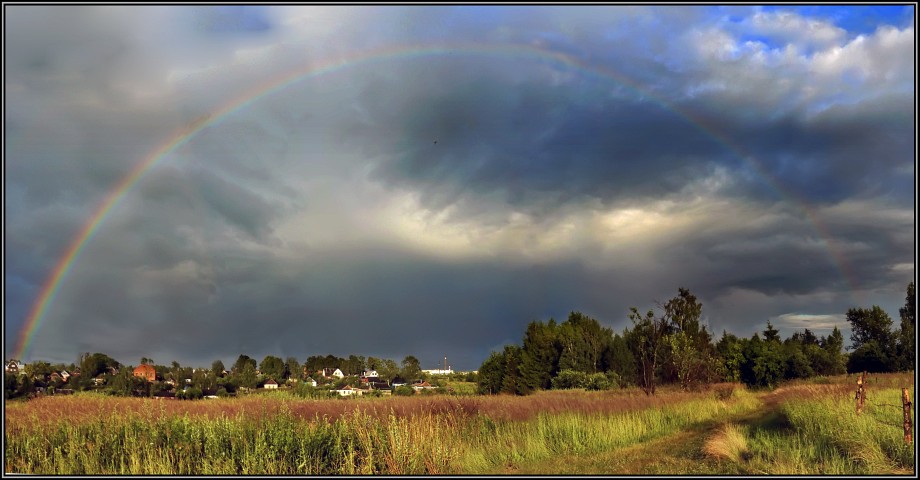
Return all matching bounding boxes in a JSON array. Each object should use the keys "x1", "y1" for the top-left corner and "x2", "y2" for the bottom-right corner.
[{"x1": 4, "y1": 373, "x2": 915, "y2": 474}]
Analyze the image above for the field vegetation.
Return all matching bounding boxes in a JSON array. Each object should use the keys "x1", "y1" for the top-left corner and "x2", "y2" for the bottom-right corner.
[{"x1": 5, "y1": 373, "x2": 914, "y2": 475}]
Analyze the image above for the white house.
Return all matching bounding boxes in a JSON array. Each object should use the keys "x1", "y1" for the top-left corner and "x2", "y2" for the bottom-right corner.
[
  {"x1": 304, "y1": 377, "x2": 318, "y2": 387},
  {"x1": 319, "y1": 368, "x2": 345, "y2": 379},
  {"x1": 334, "y1": 385, "x2": 363, "y2": 397},
  {"x1": 422, "y1": 368, "x2": 454, "y2": 375},
  {"x1": 362, "y1": 370, "x2": 379, "y2": 378},
  {"x1": 264, "y1": 379, "x2": 279, "y2": 389}
]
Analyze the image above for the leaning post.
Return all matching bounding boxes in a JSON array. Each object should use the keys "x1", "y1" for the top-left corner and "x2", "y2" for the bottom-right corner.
[{"x1": 903, "y1": 388, "x2": 913, "y2": 444}]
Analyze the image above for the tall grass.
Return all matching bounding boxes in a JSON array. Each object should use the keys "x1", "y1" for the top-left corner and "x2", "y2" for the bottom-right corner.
[
  {"x1": 4, "y1": 387, "x2": 759, "y2": 474},
  {"x1": 4, "y1": 405, "x2": 468, "y2": 474},
  {"x1": 461, "y1": 386, "x2": 761, "y2": 472},
  {"x1": 738, "y1": 385, "x2": 915, "y2": 475},
  {"x1": 17, "y1": 382, "x2": 909, "y2": 475}
]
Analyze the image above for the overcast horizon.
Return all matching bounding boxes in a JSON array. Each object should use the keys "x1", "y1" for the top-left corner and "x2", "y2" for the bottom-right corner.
[{"x1": 4, "y1": 5, "x2": 916, "y2": 371}]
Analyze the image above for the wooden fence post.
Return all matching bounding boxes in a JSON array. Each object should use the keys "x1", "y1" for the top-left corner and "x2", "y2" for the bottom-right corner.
[
  {"x1": 903, "y1": 388, "x2": 912, "y2": 444},
  {"x1": 856, "y1": 372, "x2": 866, "y2": 414}
]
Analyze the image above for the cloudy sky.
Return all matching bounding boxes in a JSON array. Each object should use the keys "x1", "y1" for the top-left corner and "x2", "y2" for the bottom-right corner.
[{"x1": 4, "y1": 5, "x2": 915, "y2": 370}]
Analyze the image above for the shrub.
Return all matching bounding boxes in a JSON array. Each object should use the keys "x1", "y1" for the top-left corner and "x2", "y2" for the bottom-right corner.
[
  {"x1": 585, "y1": 373, "x2": 611, "y2": 391},
  {"x1": 394, "y1": 386, "x2": 415, "y2": 396},
  {"x1": 551, "y1": 369, "x2": 588, "y2": 389}
]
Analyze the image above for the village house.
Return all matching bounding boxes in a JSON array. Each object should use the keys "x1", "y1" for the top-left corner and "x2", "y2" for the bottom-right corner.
[
  {"x1": 93, "y1": 375, "x2": 106, "y2": 386},
  {"x1": 264, "y1": 379, "x2": 279, "y2": 389},
  {"x1": 133, "y1": 364, "x2": 156, "y2": 382},
  {"x1": 367, "y1": 381, "x2": 391, "y2": 394},
  {"x1": 318, "y1": 368, "x2": 345, "y2": 379},
  {"x1": 411, "y1": 381, "x2": 436, "y2": 393},
  {"x1": 334, "y1": 385, "x2": 365, "y2": 397},
  {"x1": 304, "y1": 377, "x2": 318, "y2": 387},
  {"x1": 59, "y1": 370, "x2": 71, "y2": 382},
  {"x1": 5, "y1": 359, "x2": 24, "y2": 375}
]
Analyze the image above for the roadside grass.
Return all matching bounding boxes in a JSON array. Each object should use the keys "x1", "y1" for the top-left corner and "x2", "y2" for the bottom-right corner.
[
  {"x1": 703, "y1": 422, "x2": 750, "y2": 463},
  {"x1": 463, "y1": 386, "x2": 761, "y2": 473},
  {"x1": 712, "y1": 382, "x2": 915, "y2": 475}
]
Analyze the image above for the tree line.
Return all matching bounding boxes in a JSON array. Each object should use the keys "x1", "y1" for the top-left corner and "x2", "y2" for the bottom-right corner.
[
  {"x1": 4, "y1": 350, "x2": 444, "y2": 400},
  {"x1": 477, "y1": 282, "x2": 915, "y2": 395}
]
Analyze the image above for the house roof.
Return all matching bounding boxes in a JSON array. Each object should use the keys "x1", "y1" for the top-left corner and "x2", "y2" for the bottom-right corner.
[
  {"x1": 265, "y1": 379, "x2": 278, "y2": 385},
  {"x1": 134, "y1": 364, "x2": 156, "y2": 375}
]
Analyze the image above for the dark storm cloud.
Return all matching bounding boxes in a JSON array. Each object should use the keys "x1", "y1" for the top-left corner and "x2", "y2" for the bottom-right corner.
[
  {"x1": 347, "y1": 59, "x2": 733, "y2": 219},
  {"x1": 6, "y1": 6, "x2": 913, "y2": 368}
]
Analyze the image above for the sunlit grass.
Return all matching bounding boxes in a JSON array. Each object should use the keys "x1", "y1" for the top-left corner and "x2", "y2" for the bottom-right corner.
[{"x1": 6, "y1": 377, "x2": 914, "y2": 475}]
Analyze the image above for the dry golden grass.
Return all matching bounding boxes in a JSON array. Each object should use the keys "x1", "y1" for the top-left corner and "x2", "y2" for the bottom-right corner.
[
  {"x1": 4, "y1": 387, "x2": 708, "y2": 433},
  {"x1": 703, "y1": 422, "x2": 750, "y2": 463}
]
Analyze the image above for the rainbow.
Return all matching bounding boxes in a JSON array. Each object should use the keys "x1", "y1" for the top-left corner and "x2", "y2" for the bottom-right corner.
[{"x1": 13, "y1": 42, "x2": 857, "y2": 360}]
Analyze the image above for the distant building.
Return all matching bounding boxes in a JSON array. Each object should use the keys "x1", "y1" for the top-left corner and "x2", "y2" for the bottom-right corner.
[
  {"x1": 422, "y1": 369, "x2": 453, "y2": 375},
  {"x1": 133, "y1": 364, "x2": 156, "y2": 382},
  {"x1": 264, "y1": 379, "x2": 279, "y2": 389},
  {"x1": 334, "y1": 385, "x2": 363, "y2": 397},
  {"x1": 304, "y1": 377, "x2": 318, "y2": 387},
  {"x1": 411, "y1": 381, "x2": 437, "y2": 392},
  {"x1": 318, "y1": 368, "x2": 345, "y2": 379},
  {"x1": 5, "y1": 360, "x2": 24, "y2": 375}
]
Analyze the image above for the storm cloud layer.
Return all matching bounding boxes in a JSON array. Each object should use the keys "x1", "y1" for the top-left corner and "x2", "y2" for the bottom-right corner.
[{"x1": 4, "y1": 6, "x2": 915, "y2": 370}]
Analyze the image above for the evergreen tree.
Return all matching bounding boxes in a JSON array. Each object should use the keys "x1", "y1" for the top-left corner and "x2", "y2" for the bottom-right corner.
[
  {"x1": 477, "y1": 351, "x2": 506, "y2": 395},
  {"x1": 519, "y1": 319, "x2": 560, "y2": 391},
  {"x1": 500, "y1": 345, "x2": 526, "y2": 395}
]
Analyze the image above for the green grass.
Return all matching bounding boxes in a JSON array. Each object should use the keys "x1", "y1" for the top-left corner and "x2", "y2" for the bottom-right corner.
[
  {"x1": 711, "y1": 384, "x2": 916, "y2": 475},
  {"x1": 5, "y1": 378, "x2": 915, "y2": 475},
  {"x1": 444, "y1": 381, "x2": 478, "y2": 395},
  {"x1": 461, "y1": 387, "x2": 761, "y2": 473}
]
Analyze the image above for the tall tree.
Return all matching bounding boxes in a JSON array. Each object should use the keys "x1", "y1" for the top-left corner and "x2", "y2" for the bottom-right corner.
[
  {"x1": 821, "y1": 327, "x2": 847, "y2": 375},
  {"x1": 233, "y1": 355, "x2": 256, "y2": 374},
  {"x1": 662, "y1": 288, "x2": 706, "y2": 390},
  {"x1": 715, "y1": 331, "x2": 743, "y2": 382},
  {"x1": 500, "y1": 345, "x2": 526, "y2": 395},
  {"x1": 762, "y1": 320, "x2": 781, "y2": 343},
  {"x1": 519, "y1": 319, "x2": 560, "y2": 391},
  {"x1": 211, "y1": 360, "x2": 225, "y2": 377},
  {"x1": 400, "y1": 355, "x2": 422, "y2": 381},
  {"x1": 285, "y1": 357, "x2": 301, "y2": 380},
  {"x1": 477, "y1": 351, "x2": 506, "y2": 395},
  {"x1": 259, "y1": 355, "x2": 285, "y2": 381},
  {"x1": 846, "y1": 306, "x2": 896, "y2": 372},
  {"x1": 238, "y1": 362, "x2": 258, "y2": 389},
  {"x1": 377, "y1": 359, "x2": 400, "y2": 382},
  {"x1": 602, "y1": 331, "x2": 636, "y2": 385},
  {"x1": 848, "y1": 306, "x2": 895, "y2": 350},
  {"x1": 626, "y1": 307, "x2": 668, "y2": 396}
]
